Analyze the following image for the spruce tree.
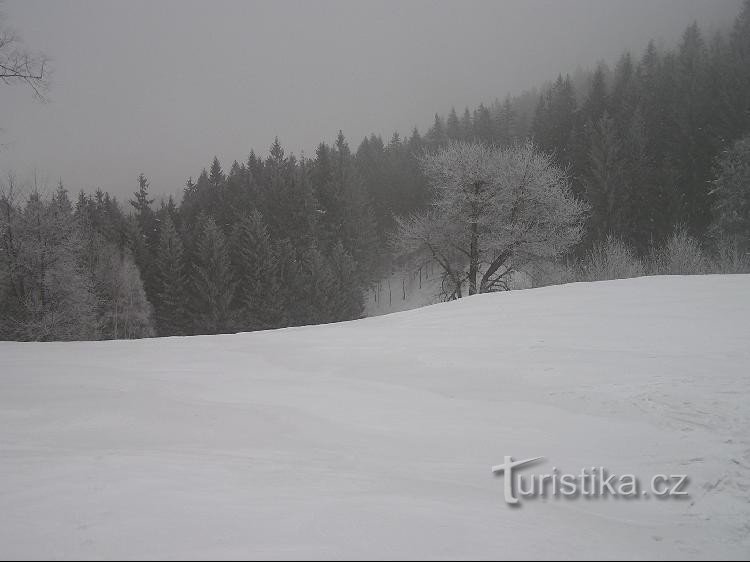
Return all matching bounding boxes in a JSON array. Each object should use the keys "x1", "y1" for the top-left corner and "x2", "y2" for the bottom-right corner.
[
  {"x1": 192, "y1": 217, "x2": 236, "y2": 334},
  {"x1": 426, "y1": 113, "x2": 447, "y2": 151},
  {"x1": 297, "y1": 245, "x2": 338, "y2": 324},
  {"x1": 329, "y1": 241, "x2": 364, "y2": 320},
  {"x1": 331, "y1": 132, "x2": 379, "y2": 282},
  {"x1": 155, "y1": 214, "x2": 188, "y2": 335},
  {"x1": 583, "y1": 64, "x2": 609, "y2": 126},
  {"x1": 460, "y1": 107, "x2": 473, "y2": 140},
  {"x1": 585, "y1": 114, "x2": 626, "y2": 243},
  {"x1": 209, "y1": 156, "x2": 225, "y2": 188},
  {"x1": 473, "y1": 103, "x2": 494, "y2": 145},
  {"x1": 129, "y1": 173, "x2": 158, "y2": 304},
  {"x1": 496, "y1": 95, "x2": 517, "y2": 146},
  {"x1": 230, "y1": 211, "x2": 279, "y2": 330},
  {"x1": 546, "y1": 75, "x2": 577, "y2": 166},
  {"x1": 272, "y1": 238, "x2": 300, "y2": 327},
  {"x1": 446, "y1": 107, "x2": 461, "y2": 140}
]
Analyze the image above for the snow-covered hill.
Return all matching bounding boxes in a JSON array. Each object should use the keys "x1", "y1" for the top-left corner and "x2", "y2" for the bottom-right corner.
[{"x1": 1, "y1": 276, "x2": 749, "y2": 560}]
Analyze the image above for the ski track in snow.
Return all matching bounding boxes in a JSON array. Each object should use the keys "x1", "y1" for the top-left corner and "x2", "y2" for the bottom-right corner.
[{"x1": 1, "y1": 275, "x2": 749, "y2": 560}]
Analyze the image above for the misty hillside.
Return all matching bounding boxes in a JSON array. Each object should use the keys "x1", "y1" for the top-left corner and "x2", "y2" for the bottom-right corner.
[
  {"x1": 3, "y1": 3, "x2": 750, "y2": 343},
  {"x1": 1, "y1": 275, "x2": 749, "y2": 559}
]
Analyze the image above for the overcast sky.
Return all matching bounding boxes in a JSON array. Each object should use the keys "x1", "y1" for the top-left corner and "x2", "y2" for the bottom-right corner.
[{"x1": 0, "y1": 0, "x2": 741, "y2": 199}]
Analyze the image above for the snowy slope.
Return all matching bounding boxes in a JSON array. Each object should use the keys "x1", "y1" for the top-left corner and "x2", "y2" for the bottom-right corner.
[{"x1": 1, "y1": 275, "x2": 749, "y2": 560}]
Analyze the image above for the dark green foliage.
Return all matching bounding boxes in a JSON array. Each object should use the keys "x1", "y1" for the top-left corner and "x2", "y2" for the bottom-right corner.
[
  {"x1": 520, "y1": 6, "x2": 750, "y2": 253},
  {"x1": 328, "y1": 241, "x2": 364, "y2": 320},
  {"x1": 191, "y1": 217, "x2": 236, "y2": 334},
  {"x1": 155, "y1": 214, "x2": 188, "y2": 336},
  {"x1": 584, "y1": 114, "x2": 626, "y2": 242},
  {"x1": 129, "y1": 173, "x2": 159, "y2": 304},
  {"x1": 472, "y1": 103, "x2": 494, "y2": 145},
  {"x1": 230, "y1": 211, "x2": 279, "y2": 330},
  {"x1": 494, "y1": 95, "x2": 517, "y2": 146},
  {"x1": 425, "y1": 113, "x2": 447, "y2": 151},
  {"x1": 446, "y1": 107, "x2": 461, "y2": 141}
]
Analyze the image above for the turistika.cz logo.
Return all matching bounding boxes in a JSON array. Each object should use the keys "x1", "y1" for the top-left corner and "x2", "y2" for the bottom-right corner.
[{"x1": 491, "y1": 456, "x2": 689, "y2": 505}]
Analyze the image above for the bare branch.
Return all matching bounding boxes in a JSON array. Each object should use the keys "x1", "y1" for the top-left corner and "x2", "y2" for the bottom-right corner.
[{"x1": 0, "y1": 18, "x2": 51, "y2": 101}]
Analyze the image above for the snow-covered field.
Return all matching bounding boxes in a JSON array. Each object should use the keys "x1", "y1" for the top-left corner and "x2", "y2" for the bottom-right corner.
[{"x1": 1, "y1": 275, "x2": 749, "y2": 560}]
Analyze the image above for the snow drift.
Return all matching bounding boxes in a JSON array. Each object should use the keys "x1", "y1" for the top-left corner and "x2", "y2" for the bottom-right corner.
[{"x1": 1, "y1": 275, "x2": 749, "y2": 560}]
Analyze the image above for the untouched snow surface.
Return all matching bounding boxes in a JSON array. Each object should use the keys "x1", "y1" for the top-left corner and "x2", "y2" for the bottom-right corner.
[{"x1": 1, "y1": 275, "x2": 749, "y2": 560}]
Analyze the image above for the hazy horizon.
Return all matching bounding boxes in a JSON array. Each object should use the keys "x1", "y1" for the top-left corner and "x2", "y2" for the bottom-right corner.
[{"x1": 0, "y1": 0, "x2": 742, "y2": 200}]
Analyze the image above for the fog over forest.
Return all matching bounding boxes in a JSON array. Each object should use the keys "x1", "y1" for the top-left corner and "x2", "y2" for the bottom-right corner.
[{"x1": 0, "y1": 0, "x2": 741, "y2": 198}]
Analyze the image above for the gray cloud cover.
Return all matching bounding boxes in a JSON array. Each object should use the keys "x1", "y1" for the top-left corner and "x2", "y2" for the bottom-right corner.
[{"x1": 0, "y1": 0, "x2": 740, "y2": 198}]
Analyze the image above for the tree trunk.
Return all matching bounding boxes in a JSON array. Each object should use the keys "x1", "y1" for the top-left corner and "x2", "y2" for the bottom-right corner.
[
  {"x1": 468, "y1": 180, "x2": 482, "y2": 296},
  {"x1": 468, "y1": 222, "x2": 479, "y2": 295}
]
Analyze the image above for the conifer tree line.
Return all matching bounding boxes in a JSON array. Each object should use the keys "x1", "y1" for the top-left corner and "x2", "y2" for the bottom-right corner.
[
  {"x1": 417, "y1": 3, "x2": 750, "y2": 256},
  {"x1": 1, "y1": 133, "x2": 385, "y2": 340},
  {"x1": 1, "y1": 3, "x2": 749, "y2": 341},
  {"x1": 0, "y1": 178, "x2": 153, "y2": 340}
]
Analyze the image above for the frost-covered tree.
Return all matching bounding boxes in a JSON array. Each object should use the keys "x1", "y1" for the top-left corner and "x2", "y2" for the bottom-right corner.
[
  {"x1": 394, "y1": 141, "x2": 586, "y2": 298},
  {"x1": 652, "y1": 227, "x2": 708, "y2": 275},
  {"x1": 580, "y1": 235, "x2": 645, "y2": 281},
  {"x1": 94, "y1": 245, "x2": 155, "y2": 340},
  {"x1": 0, "y1": 182, "x2": 97, "y2": 341},
  {"x1": 711, "y1": 134, "x2": 750, "y2": 254}
]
